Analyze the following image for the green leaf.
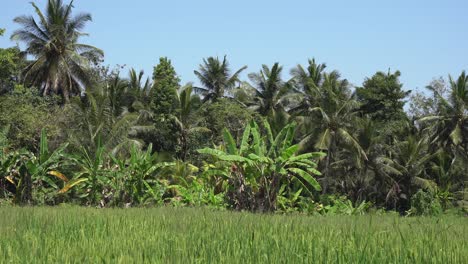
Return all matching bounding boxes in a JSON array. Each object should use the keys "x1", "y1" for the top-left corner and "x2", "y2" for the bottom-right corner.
[
  {"x1": 291, "y1": 160, "x2": 318, "y2": 168},
  {"x1": 223, "y1": 128, "x2": 238, "y2": 155},
  {"x1": 197, "y1": 148, "x2": 227, "y2": 157},
  {"x1": 146, "y1": 162, "x2": 175, "y2": 177},
  {"x1": 281, "y1": 123, "x2": 296, "y2": 152},
  {"x1": 270, "y1": 123, "x2": 295, "y2": 156},
  {"x1": 288, "y1": 168, "x2": 321, "y2": 191},
  {"x1": 263, "y1": 119, "x2": 274, "y2": 146},
  {"x1": 219, "y1": 154, "x2": 251, "y2": 164},
  {"x1": 305, "y1": 167, "x2": 322, "y2": 176},
  {"x1": 250, "y1": 122, "x2": 262, "y2": 156},
  {"x1": 239, "y1": 123, "x2": 251, "y2": 155},
  {"x1": 315, "y1": 128, "x2": 331, "y2": 150},
  {"x1": 288, "y1": 152, "x2": 326, "y2": 163},
  {"x1": 292, "y1": 188, "x2": 303, "y2": 201},
  {"x1": 449, "y1": 124, "x2": 462, "y2": 146},
  {"x1": 39, "y1": 128, "x2": 49, "y2": 164},
  {"x1": 42, "y1": 176, "x2": 58, "y2": 189},
  {"x1": 248, "y1": 153, "x2": 272, "y2": 163},
  {"x1": 201, "y1": 169, "x2": 229, "y2": 179},
  {"x1": 280, "y1": 145, "x2": 299, "y2": 160},
  {"x1": 337, "y1": 128, "x2": 368, "y2": 160}
]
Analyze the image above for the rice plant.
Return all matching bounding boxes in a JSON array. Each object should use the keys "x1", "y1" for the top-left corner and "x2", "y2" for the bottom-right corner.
[{"x1": 0, "y1": 206, "x2": 465, "y2": 263}]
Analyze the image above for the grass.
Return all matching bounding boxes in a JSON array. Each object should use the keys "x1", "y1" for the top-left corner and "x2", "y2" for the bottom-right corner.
[{"x1": 0, "y1": 206, "x2": 466, "y2": 263}]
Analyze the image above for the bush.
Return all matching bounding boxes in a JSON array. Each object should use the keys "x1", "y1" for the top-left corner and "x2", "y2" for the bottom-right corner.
[
  {"x1": 0, "y1": 86, "x2": 62, "y2": 151},
  {"x1": 195, "y1": 98, "x2": 256, "y2": 144},
  {"x1": 409, "y1": 190, "x2": 443, "y2": 216},
  {"x1": 318, "y1": 195, "x2": 372, "y2": 215}
]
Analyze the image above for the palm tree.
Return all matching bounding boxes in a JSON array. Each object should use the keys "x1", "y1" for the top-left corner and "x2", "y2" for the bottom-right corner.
[
  {"x1": 173, "y1": 85, "x2": 209, "y2": 159},
  {"x1": 385, "y1": 135, "x2": 436, "y2": 212},
  {"x1": 291, "y1": 58, "x2": 327, "y2": 98},
  {"x1": 129, "y1": 84, "x2": 208, "y2": 159},
  {"x1": 420, "y1": 71, "x2": 468, "y2": 149},
  {"x1": 128, "y1": 68, "x2": 151, "y2": 104},
  {"x1": 335, "y1": 118, "x2": 394, "y2": 204},
  {"x1": 69, "y1": 85, "x2": 141, "y2": 157},
  {"x1": 105, "y1": 75, "x2": 129, "y2": 117},
  {"x1": 194, "y1": 56, "x2": 247, "y2": 102},
  {"x1": 291, "y1": 63, "x2": 367, "y2": 193},
  {"x1": 247, "y1": 63, "x2": 292, "y2": 116},
  {"x1": 11, "y1": 0, "x2": 103, "y2": 102}
]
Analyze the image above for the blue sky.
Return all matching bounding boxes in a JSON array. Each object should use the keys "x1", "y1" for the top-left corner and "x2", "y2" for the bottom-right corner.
[{"x1": 1, "y1": 0, "x2": 467, "y2": 92}]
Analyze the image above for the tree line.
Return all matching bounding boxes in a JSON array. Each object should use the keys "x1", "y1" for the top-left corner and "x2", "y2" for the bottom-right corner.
[{"x1": 0, "y1": 0, "x2": 466, "y2": 215}]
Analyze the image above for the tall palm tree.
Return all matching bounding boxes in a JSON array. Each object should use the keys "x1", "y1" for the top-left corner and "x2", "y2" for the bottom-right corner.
[
  {"x1": 291, "y1": 58, "x2": 327, "y2": 98},
  {"x1": 336, "y1": 118, "x2": 396, "y2": 204},
  {"x1": 247, "y1": 63, "x2": 292, "y2": 116},
  {"x1": 420, "y1": 71, "x2": 468, "y2": 149},
  {"x1": 11, "y1": 0, "x2": 103, "y2": 102},
  {"x1": 291, "y1": 62, "x2": 367, "y2": 193},
  {"x1": 385, "y1": 135, "x2": 437, "y2": 212},
  {"x1": 194, "y1": 56, "x2": 247, "y2": 102}
]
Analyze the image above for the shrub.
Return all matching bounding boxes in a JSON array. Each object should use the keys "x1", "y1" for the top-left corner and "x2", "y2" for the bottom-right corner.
[{"x1": 409, "y1": 190, "x2": 443, "y2": 216}]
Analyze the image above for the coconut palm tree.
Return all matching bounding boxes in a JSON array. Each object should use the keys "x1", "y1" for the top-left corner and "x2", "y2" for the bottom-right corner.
[
  {"x1": 291, "y1": 66, "x2": 367, "y2": 193},
  {"x1": 194, "y1": 56, "x2": 247, "y2": 102},
  {"x1": 173, "y1": 85, "x2": 209, "y2": 159},
  {"x1": 420, "y1": 71, "x2": 468, "y2": 149},
  {"x1": 291, "y1": 58, "x2": 327, "y2": 98},
  {"x1": 247, "y1": 63, "x2": 293, "y2": 116},
  {"x1": 11, "y1": 0, "x2": 103, "y2": 102},
  {"x1": 385, "y1": 135, "x2": 437, "y2": 212}
]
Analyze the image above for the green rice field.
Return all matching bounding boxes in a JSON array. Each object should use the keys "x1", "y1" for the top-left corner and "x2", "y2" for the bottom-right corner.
[{"x1": 0, "y1": 207, "x2": 466, "y2": 263}]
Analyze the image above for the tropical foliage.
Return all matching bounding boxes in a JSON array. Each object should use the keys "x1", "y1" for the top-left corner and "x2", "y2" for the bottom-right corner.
[
  {"x1": 0, "y1": 0, "x2": 466, "y2": 216},
  {"x1": 198, "y1": 121, "x2": 323, "y2": 212}
]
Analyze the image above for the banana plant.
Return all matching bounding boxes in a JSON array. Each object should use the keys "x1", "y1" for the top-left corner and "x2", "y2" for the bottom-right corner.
[
  {"x1": 109, "y1": 144, "x2": 174, "y2": 206},
  {"x1": 1, "y1": 129, "x2": 81, "y2": 204},
  {"x1": 0, "y1": 148, "x2": 25, "y2": 200},
  {"x1": 198, "y1": 120, "x2": 325, "y2": 212},
  {"x1": 72, "y1": 140, "x2": 111, "y2": 205}
]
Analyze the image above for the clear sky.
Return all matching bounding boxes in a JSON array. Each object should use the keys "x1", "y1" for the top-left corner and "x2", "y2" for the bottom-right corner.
[{"x1": 1, "y1": 0, "x2": 467, "y2": 91}]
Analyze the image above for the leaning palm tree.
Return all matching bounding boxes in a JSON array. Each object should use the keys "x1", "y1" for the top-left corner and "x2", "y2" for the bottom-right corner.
[
  {"x1": 194, "y1": 56, "x2": 247, "y2": 102},
  {"x1": 11, "y1": 0, "x2": 103, "y2": 102}
]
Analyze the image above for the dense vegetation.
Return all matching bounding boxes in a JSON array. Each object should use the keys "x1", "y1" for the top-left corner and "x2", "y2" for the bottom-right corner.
[
  {"x1": 0, "y1": 0, "x2": 467, "y2": 216},
  {"x1": 0, "y1": 207, "x2": 466, "y2": 263}
]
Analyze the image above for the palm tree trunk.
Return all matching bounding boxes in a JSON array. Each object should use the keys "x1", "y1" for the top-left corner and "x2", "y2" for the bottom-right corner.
[
  {"x1": 322, "y1": 135, "x2": 336, "y2": 194},
  {"x1": 42, "y1": 81, "x2": 50, "y2": 96},
  {"x1": 63, "y1": 87, "x2": 70, "y2": 103},
  {"x1": 179, "y1": 129, "x2": 188, "y2": 161}
]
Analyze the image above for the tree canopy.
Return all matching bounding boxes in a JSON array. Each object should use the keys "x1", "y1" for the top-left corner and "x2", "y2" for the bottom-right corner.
[{"x1": 0, "y1": 0, "x2": 466, "y2": 216}]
